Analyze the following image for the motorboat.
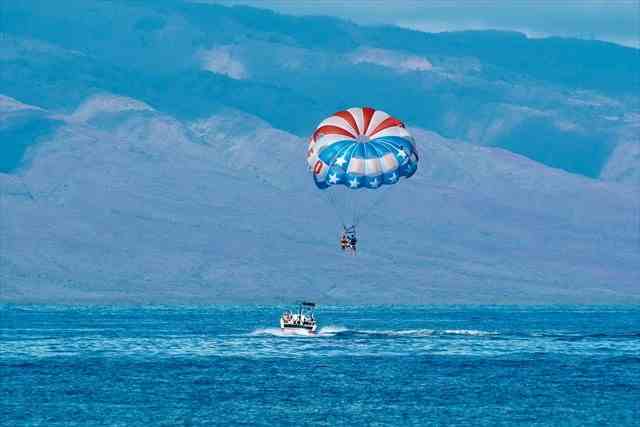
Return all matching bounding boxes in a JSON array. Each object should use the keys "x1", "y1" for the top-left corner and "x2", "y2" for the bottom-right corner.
[{"x1": 280, "y1": 302, "x2": 317, "y2": 333}]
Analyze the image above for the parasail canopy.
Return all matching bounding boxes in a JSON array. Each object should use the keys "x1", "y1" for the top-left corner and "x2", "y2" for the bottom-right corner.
[{"x1": 307, "y1": 107, "x2": 418, "y2": 190}]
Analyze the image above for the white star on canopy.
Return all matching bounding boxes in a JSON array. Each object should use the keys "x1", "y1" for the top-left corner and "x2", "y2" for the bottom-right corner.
[
  {"x1": 398, "y1": 149, "x2": 407, "y2": 158},
  {"x1": 349, "y1": 177, "x2": 359, "y2": 188},
  {"x1": 369, "y1": 178, "x2": 379, "y2": 187},
  {"x1": 335, "y1": 156, "x2": 347, "y2": 167},
  {"x1": 389, "y1": 172, "x2": 397, "y2": 182},
  {"x1": 328, "y1": 173, "x2": 339, "y2": 184}
]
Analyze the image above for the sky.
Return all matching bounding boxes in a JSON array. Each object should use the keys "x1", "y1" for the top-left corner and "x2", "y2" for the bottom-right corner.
[{"x1": 203, "y1": 1, "x2": 640, "y2": 48}]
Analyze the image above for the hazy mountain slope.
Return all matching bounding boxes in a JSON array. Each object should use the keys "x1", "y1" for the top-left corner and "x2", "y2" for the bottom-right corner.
[
  {"x1": 601, "y1": 142, "x2": 640, "y2": 185},
  {"x1": 1, "y1": 94, "x2": 637, "y2": 304},
  {"x1": 0, "y1": 95, "x2": 61, "y2": 173},
  {"x1": 1, "y1": 0, "x2": 637, "y2": 179},
  {"x1": 599, "y1": 114, "x2": 640, "y2": 185}
]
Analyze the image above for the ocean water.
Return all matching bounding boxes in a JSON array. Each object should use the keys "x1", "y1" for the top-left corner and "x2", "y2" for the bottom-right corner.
[{"x1": 1, "y1": 305, "x2": 639, "y2": 426}]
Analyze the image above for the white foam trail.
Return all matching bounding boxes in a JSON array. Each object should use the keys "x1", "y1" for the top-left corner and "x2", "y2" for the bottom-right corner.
[
  {"x1": 249, "y1": 325, "x2": 348, "y2": 338},
  {"x1": 249, "y1": 327, "x2": 317, "y2": 337},
  {"x1": 442, "y1": 329, "x2": 499, "y2": 336},
  {"x1": 247, "y1": 327, "x2": 497, "y2": 338},
  {"x1": 318, "y1": 325, "x2": 348, "y2": 335},
  {"x1": 359, "y1": 329, "x2": 435, "y2": 336}
]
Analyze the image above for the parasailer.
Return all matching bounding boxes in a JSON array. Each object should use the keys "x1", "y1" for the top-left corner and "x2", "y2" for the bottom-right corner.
[
  {"x1": 340, "y1": 225, "x2": 357, "y2": 254},
  {"x1": 340, "y1": 230, "x2": 349, "y2": 251},
  {"x1": 306, "y1": 107, "x2": 419, "y2": 253}
]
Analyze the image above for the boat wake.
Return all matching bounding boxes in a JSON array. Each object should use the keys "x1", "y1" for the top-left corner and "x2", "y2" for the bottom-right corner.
[
  {"x1": 248, "y1": 327, "x2": 497, "y2": 338},
  {"x1": 249, "y1": 325, "x2": 348, "y2": 337}
]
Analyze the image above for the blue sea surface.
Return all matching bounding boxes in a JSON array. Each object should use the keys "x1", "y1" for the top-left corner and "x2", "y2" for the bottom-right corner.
[{"x1": 1, "y1": 305, "x2": 639, "y2": 426}]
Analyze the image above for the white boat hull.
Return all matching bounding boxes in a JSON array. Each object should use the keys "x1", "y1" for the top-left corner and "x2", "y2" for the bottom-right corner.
[{"x1": 280, "y1": 318, "x2": 317, "y2": 333}]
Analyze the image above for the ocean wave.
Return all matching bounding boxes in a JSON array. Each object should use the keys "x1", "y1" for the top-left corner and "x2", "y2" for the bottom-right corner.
[
  {"x1": 531, "y1": 331, "x2": 640, "y2": 340},
  {"x1": 441, "y1": 329, "x2": 499, "y2": 336},
  {"x1": 355, "y1": 329, "x2": 498, "y2": 337}
]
